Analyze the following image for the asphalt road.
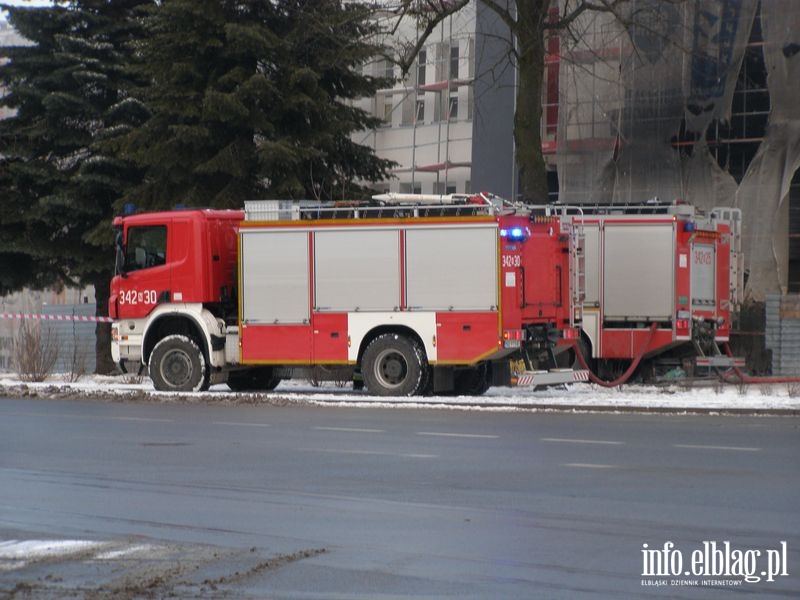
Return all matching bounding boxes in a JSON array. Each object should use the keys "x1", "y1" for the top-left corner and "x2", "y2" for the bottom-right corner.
[{"x1": 0, "y1": 396, "x2": 798, "y2": 599}]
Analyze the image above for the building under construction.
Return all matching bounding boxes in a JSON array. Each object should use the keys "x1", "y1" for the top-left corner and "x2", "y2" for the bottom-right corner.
[{"x1": 358, "y1": 0, "x2": 800, "y2": 300}]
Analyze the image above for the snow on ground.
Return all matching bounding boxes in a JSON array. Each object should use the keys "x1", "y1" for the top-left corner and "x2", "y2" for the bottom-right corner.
[
  {"x1": 0, "y1": 540, "x2": 111, "y2": 572},
  {"x1": 1, "y1": 373, "x2": 799, "y2": 412}
]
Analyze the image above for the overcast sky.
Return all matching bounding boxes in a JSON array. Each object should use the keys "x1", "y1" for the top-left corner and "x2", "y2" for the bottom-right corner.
[{"x1": 2, "y1": 1, "x2": 54, "y2": 23}]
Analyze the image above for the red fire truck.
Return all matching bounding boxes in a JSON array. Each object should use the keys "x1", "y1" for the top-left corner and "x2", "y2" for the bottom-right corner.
[
  {"x1": 110, "y1": 194, "x2": 588, "y2": 395},
  {"x1": 565, "y1": 203, "x2": 743, "y2": 379}
]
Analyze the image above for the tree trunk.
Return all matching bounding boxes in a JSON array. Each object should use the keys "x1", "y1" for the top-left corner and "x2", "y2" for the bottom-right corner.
[
  {"x1": 514, "y1": 1, "x2": 549, "y2": 203},
  {"x1": 91, "y1": 272, "x2": 115, "y2": 374}
]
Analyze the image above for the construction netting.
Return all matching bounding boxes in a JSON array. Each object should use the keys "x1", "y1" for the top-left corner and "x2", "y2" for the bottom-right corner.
[{"x1": 555, "y1": 0, "x2": 800, "y2": 299}]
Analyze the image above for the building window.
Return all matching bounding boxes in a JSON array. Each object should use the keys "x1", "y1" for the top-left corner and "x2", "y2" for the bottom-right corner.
[
  {"x1": 379, "y1": 94, "x2": 393, "y2": 125},
  {"x1": 400, "y1": 182, "x2": 421, "y2": 194},
  {"x1": 790, "y1": 168, "x2": 800, "y2": 293},
  {"x1": 415, "y1": 99, "x2": 425, "y2": 123},
  {"x1": 705, "y1": 10, "x2": 769, "y2": 183},
  {"x1": 450, "y1": 45, "x2": 459, "y2": 79},
  {"x1": 384, "y1": 59, "x2": 394, "y2": 80},
  {"x1": 448, "y1": 95, "x2": 458, "y2": 120},
  {"x1": 417, "y1": 49, "x2": 427, "y2": 86}
]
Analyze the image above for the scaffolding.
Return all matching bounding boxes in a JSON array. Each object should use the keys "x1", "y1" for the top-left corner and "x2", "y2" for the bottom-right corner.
[{"x1": 551, "y1": 0, "x2": 800, "y2": 298}]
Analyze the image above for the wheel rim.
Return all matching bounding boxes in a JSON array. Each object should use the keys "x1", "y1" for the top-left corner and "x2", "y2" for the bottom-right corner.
[
  {"x1": 373, "y1": 348, "x2": 408, "y2": 389},
  {"x1": 161, "y1": 348, "x2": 193, "y2": 388}
]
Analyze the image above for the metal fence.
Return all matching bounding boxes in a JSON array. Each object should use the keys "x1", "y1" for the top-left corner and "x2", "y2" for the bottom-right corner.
[{"x1": 41, "y1": 304, "x2": 97, "y2": 375}]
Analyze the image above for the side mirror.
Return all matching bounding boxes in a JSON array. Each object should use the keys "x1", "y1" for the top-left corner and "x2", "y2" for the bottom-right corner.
[{"x1": 114, "y1": 230, "x2": 127, "y2": 278}]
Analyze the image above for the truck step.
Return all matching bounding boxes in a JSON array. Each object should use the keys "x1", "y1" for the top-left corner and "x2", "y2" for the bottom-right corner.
[{"x1": 513, "y1": 369, "x2": 590, "y2": 387}]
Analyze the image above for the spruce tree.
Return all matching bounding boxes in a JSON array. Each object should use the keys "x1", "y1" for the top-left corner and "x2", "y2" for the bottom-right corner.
[
  {"x1": 122, "y1": 0, "x2": 393, "y2": 209},
  {"x1": 0, "y1": 1, "x2": 150, "y2": 372}
]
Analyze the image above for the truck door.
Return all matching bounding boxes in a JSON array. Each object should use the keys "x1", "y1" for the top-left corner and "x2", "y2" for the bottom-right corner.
[
  {"x1": 239, "y1": 229, "x2": 312, "y2": 363},
  {"x1": 520, "y1": 228, "x2": 561, "y2": 320},
  {"x1": 311, "y1": 228, "x2": 401, "y2": 363},
  {"x1": 690, "y1": 242, "x2": 716, "y2": 318},
  {"x1": 117, "y1": 224, "x2": 171, "y2": 319}
]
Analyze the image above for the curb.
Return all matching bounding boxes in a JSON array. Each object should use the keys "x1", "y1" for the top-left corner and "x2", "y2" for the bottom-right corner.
[
  {"x1": 1, "y1": 384, "x2": 799, "y2": 416},
  {"x1": 307, "y1": 398, "x2": 800, "y2": 416}
]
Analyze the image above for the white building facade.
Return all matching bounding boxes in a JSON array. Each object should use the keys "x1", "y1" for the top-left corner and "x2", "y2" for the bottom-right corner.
[{"x1": 355, "y1": 2, "x2": 517, "y2": 199}]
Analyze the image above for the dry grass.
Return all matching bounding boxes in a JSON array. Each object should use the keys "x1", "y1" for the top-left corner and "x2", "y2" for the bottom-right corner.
[{"x1": 12, "y1": 321, "x2": 59, "y2": 382}]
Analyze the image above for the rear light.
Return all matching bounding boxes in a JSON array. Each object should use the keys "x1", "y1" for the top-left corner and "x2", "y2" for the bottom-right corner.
[
  {"x1": 562, "y1": 328, "x2": 580, "y2": 339},
  {"x1": 676, "y1": 319, "x2": 690, "y2": 330},
  {"x1": 503, "y1": 329, "x2": 524, "y2": 348}
]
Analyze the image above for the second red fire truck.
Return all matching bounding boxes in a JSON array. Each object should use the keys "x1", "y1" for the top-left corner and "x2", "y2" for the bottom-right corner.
[
  {"x1": 110, "y1": 194, "x2": 587, "y2": 395},
  {"x1": 564, "y1": 202, "x2": 743, "y2": 380}
]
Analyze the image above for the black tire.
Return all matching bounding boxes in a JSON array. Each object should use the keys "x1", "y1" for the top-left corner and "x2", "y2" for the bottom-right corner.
[
  {"x1": 227, "y1": 367, "x2": 281, "y2": 392},
  {"x1": 417, "y1": 364, "x2": 432, "y2": 396},
  {"x1": 361, "y1": 333, "x2": 425, "y2": 396},
  {"x1": 454, "y1": 364, "x2": 491, "y2": 396},
  {"x1": 149, "y1": 334, "x2": 208, "y2": 392}
]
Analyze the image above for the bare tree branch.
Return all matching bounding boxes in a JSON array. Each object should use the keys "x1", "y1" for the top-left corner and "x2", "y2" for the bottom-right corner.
[
  {"x1": 548, "y1": 0, "x2": 629, "y2": 30},
  {"x1": 391, "y1": 0, "x2": 472, "y2": 74}
]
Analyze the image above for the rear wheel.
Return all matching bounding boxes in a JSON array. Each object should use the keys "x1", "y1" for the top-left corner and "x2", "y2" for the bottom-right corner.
[
  {"x1": 362, "y1": 334, "x2": 425, "y2": 396},
  {"x1": 149, "y1": 335, "x2": 208, "y2": 392},
  {"x1": 454, "y1": 364, "x2": 491, "y2": 396}
]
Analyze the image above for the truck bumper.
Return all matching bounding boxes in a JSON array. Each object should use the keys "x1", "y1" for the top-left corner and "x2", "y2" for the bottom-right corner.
[
  {"x1": 695, "y1": 356, "x2": 746, "y2": 369},
  {"x1": 111, "y1": 323, "x2": 143, "y2": 365}
]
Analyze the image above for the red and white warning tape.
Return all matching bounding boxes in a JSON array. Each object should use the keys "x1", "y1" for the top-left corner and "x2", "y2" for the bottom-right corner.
[{"x1": 0, "y1": 312, "x2": 113, "y2": 323}]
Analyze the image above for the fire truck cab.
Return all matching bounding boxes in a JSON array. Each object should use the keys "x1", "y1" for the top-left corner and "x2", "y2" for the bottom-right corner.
[{"x1": 110, "y1": 194, "x2": 587, "y2": 395}]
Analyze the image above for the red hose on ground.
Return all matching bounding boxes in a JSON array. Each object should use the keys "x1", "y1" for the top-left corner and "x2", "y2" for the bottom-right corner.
[
  {"x1": 570, "y1": 323, "x2": 659, "y2": 388},
  {"x1": 721, "y1": 343, "x2": 800, "y2": 384}
]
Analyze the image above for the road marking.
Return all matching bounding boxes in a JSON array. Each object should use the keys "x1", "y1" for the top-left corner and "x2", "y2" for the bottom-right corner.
[
  {"x1": 541, "y1": 437, "x2": 624, "y2": 445},
  {"x1": 673, "y1": 444, "x2": 761, "y2": 452},
  {"x1": 313, "y1": 426, "x2": 384, "y2": 433},
  {"x1": 417, "y1": 431, "x2": 499, "y2": 439},
  {"x1": 562, "y1": 463, "x2": 619, "y2": 469},
  {"x1": 213, "y1": 421, "x2": 271, "y2": 428},
  {"x1": 110, "y1": 416, "x2": 173, "y2": 423},
  {"x1": 0, "y1": 412, "x2": 174, "y2": 423},
  {"x1": 302, "y1": 448, "x2": 437, "y2": 459}
]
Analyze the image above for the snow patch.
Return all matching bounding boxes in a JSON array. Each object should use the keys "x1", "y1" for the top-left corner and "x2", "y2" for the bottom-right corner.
[
  {"x1": 0, "y1": 540, "x2": 110, "y2": 571},
  {"x1": 1, "y1": 373, "x2": 799, "y2": 411},
  {"x1": 94, "y1": 544, "x2": 157, "y2": 560}
]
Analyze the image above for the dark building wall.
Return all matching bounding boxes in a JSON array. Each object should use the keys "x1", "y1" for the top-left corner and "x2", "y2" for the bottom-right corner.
[{"x1": 470, "y1": 3, "x2": 515, "y2": 199}]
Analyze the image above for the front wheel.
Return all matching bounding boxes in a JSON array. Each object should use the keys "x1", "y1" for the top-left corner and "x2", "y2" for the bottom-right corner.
[
  {"x1": 149, "y1": 335, "x2": 208, "y2": 392},
  {"x1": 361, "y1": 334, "x2": 425, "y2": 396}
]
